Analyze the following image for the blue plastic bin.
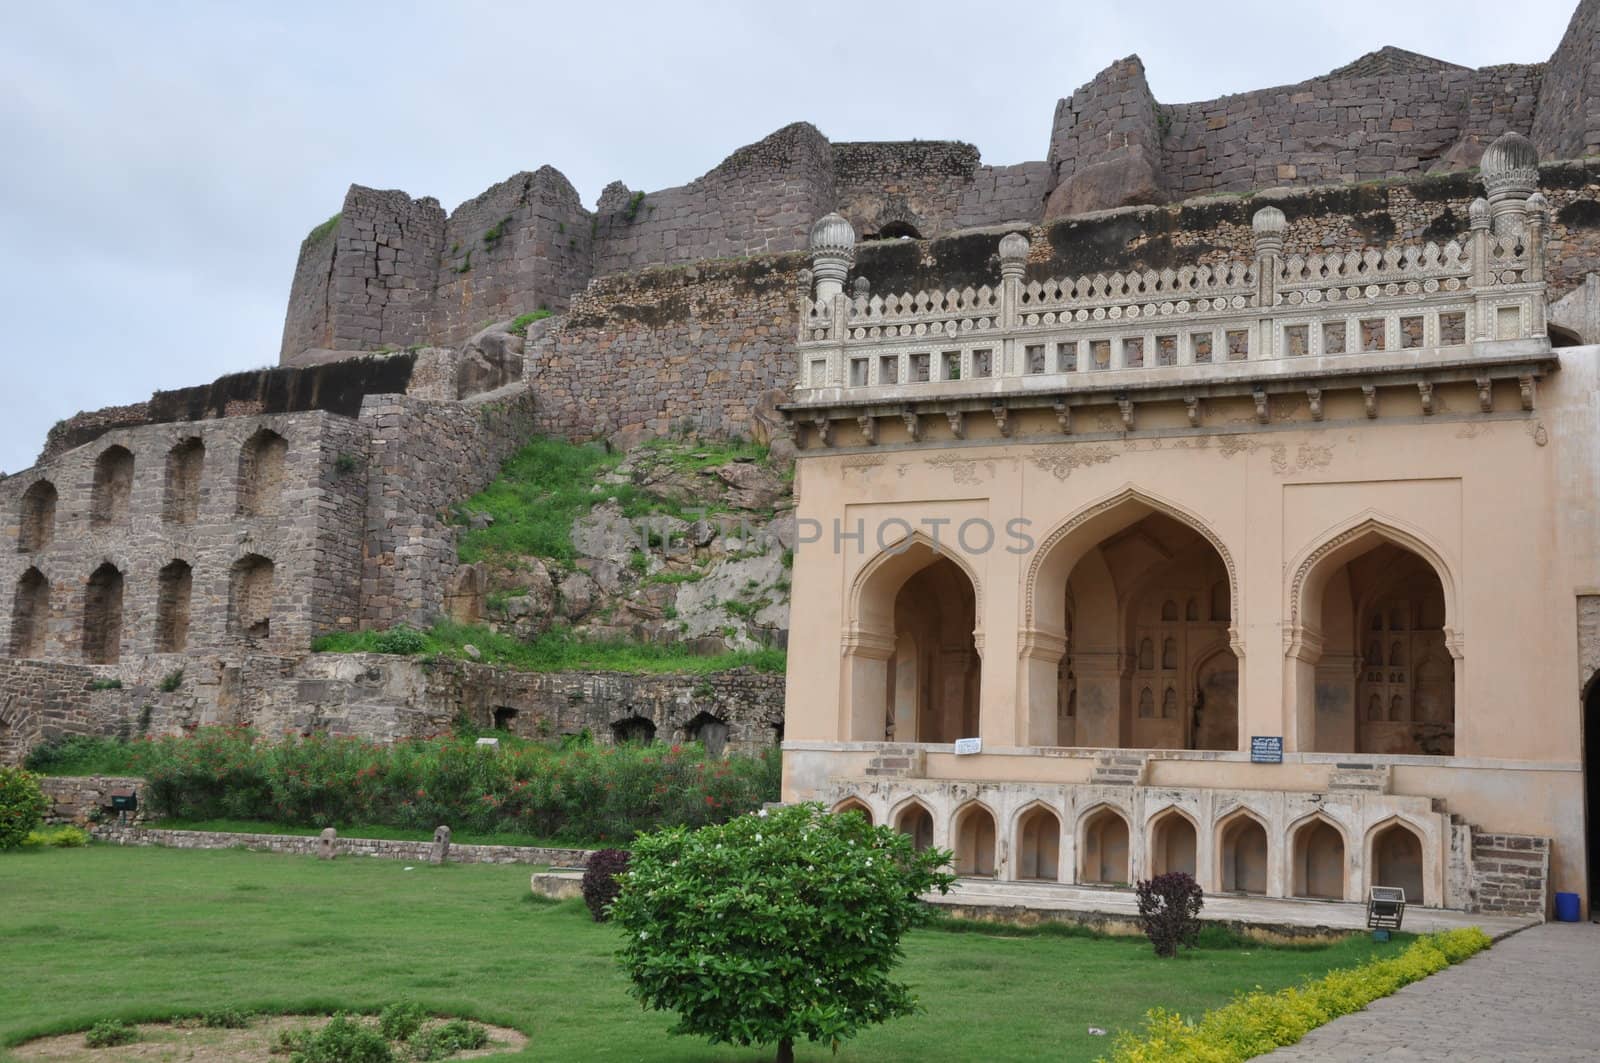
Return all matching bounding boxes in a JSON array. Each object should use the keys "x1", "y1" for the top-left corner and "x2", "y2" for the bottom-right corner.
[{"x1": 1554, "y1": 891, "x2": 1581, "y2": 922}]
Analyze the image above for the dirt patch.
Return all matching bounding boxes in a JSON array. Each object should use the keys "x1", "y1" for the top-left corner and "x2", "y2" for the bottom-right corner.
[{"x1": 13, "y1": 1014, "x2": 528, "y2": 1062}]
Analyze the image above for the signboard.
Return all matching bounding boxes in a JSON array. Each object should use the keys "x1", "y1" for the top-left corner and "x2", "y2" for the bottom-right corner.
[
  {"x1": 953, "y1": 737, "x2": 983, "y2": 756},
  {"x1": 1250, "y1": 736, "x2": 1283, "y2": 763}
]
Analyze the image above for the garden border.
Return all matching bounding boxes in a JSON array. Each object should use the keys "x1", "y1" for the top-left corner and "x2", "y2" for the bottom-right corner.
[{"x1": 90, "y1": 825, "x2": 593, "y2": 867}]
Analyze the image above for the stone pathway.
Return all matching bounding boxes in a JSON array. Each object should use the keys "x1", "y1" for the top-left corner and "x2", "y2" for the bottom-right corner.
[{"x1": 1269, "y1": 921, "x2": 1600, "y2": 1061}]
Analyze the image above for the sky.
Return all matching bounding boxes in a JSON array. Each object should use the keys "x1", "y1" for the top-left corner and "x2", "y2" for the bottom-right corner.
[{"x1": 0, "y1": 0, "x2": 1579, "y2": 472}]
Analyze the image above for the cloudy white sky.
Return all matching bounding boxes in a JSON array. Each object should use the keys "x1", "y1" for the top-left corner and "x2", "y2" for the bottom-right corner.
[{"x1": 0, "y1": 0, "x2": 1578, "y2": 472}]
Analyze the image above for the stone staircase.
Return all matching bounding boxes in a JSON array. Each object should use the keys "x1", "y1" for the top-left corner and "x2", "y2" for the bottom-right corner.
[
  {"x1": 1327, "y1": 762, "x2": 1392, "y2": 794},
  {"x1": 1090, "y1": 752, "x2": 1147, "y2": 786}
]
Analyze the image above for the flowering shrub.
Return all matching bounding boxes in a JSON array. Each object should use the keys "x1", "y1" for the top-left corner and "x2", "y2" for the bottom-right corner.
[
  {"x1": 131, "y1": 727, "x2": 779, "y2": 844},
  {"x1": 581, "y1": 848, "x2": 630, "y2": 922},
  {"x1": 0, "y1": 766, "x2": 50, "y2": 851},
  {"x1": 1100, "y1": 927, "x2": 1492, "y2": 1062},
  {"x1": 1134, "y1": 871, "x2": 1204, "y2": 958},
  {"x1": 612, "y1": 803, "x2": 956, "y2": 1063}
]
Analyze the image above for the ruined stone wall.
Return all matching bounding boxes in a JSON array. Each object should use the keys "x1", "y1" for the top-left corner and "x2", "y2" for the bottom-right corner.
[
  {"x1": 314, "y1": 186, "x2": 447, "y2": 356},
  {"x1": 954, "y1": 162, "x2": 1052, "y2": 229},
  {"x1": 1045, "y1": 56, "x2": 1167, "y2": 219},
  {"x1": 358, "y1": 387, "x2": 539, "y2": 631},
  {"x1": 530, "y1": 255, "x2": 804, "y2": 444},
  {"x1": 591, "y1": 123, "x2": 836, "y2": 276},
  {"x1": 91, "y1": 824, "x2": 591, "y2": 865},
  {"x1": 278, "y1": 218, "x2": 341, "y2": 362},
  {"x1": 831, "y1": 140, "x2": 982, "y2": 239},
  {"x1": 430, "y1": 166, "x2": 594, "y2": 346},
  {"x1": 1533, "y1": 0, "x2": 1600, "y2": 161}
]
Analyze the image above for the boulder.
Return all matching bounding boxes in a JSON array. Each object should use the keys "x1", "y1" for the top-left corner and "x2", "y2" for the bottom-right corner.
[
  {"x1": 713, "y1": 461, "x2": 785, "y2": 511},
  {"x1": 1043, "y1": 147, "x2": 1165, "y2": 221}
]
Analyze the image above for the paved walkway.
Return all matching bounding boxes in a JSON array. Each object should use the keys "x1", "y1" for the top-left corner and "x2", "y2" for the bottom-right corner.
[{"x1": 1269, "y1": 921, "x2": 1600, "y2": 1061}]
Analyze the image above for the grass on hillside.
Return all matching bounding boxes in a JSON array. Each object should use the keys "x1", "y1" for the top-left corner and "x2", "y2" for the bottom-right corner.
[
  {"x1": 453, "y1": 435, "x2": 771, "y2": 566},
  {"x1": 0, "y1": 846, "x2": 1414, "y2": 1063},
  {"x1": 312, "y1": 620, "x2": 786, "y2": 674},
  {"x1": 23, "y1": 735, "x2": 141, "y2": 776}
]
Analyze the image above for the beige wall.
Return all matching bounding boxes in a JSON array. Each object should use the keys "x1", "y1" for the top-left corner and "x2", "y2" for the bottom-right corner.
[{"x1": 782, "y1": 346, "x2": 1599, "y2": 902}]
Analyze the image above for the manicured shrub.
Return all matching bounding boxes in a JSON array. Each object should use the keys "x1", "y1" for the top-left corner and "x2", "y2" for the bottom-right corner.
[
  {"x1": 84, "y1": 1019, "x2": 137, "y2": 1048},
  {"x1": 411, "y1": 1018, "x2": 489, "y2": 1060},
  {"x1": 1102, "y1": 929, "x2": 1492, "y2": 1062},
  {"x1": 23, "y1": 825, "x2": 90, "y2": 848},
  {"x1": 290, "y1": 1014, "x2": 392, "y2": 1063},
  {"x1": 0, "y1": 766, "x2": 50, "y2": 851},
  {"x1": 612, "y1": 803, "x2": 956, "y2": 1063},
  {"x1": 580, "y1": 848, "x2": 630, "y2": 922},
  {"x1": 377, "y1": 1001, "x2": 428, "y2": 1042},
  {"x1": 1135, "y1": 871, "x2": 1205, "y2": 958}
]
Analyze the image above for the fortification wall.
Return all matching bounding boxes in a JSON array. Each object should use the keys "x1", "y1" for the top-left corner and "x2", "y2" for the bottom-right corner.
[
  {"x1": 529, "y1": 254, "x2": 805, "y2": 445},
  {"x1": 590, "y1": 123, "x2": 836, "y2": 276},
  {"x1": 323, "y1": 186, "x2": 446, "y2": 353},
  {"x1": 1533, "y1": 0, "x2": 1600, "y2": 160},
  {"x1": 831, "y1": 140, "x2": 981, "y2": 239}
]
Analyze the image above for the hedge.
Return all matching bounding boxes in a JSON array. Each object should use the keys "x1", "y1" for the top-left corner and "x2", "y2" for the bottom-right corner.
[{"x1": 1100, "y1": 927, "x2": 1492, "y2": 1063}]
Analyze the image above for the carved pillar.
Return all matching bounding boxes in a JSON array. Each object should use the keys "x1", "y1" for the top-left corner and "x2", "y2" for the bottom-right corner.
[
  {"x1": 840, "y1": 630, "x2": 895, "y2": 742},
  {"x1": 1283, "y1": 628, "x2": 1324, "y2": 753},
  {"x1": 1313, "y1": 652, "x2": 1360, "y2": 754},
  {"x1": 1252, "y1": 206, "x2": 1285, "y2": 360},
  {"x1": 1073, "y1": 651, "x2": 1125, "y2": 748},
  {"x1": 1017, "y1": 629, "x2": 1067, "y2": 747},
  {"x1": 1469, "y1": 198, "x2": 1492, "y2": 341}
]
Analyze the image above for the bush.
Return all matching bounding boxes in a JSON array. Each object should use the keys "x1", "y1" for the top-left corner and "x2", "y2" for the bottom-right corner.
[
  {"x1": 580, "y1": 848, "x2": 630, "y2": 922},
  {"x1": 377, "y1": 1001, "x2": 428, "y2": 1042},
  {"x1": 159, "y1": 668, "x2": 185, "y2": 693},
  {"x1": 1102, "y1": 929, "x2": 1492, "y2": 1062},
  {"x1": 84, "y1": 1019, "x2": 138, "y2": 1048},
  {"x1": 373, "y1": 627, "x2": 428, "y2": 655},
  {"x1": 411, "y1": 1019, "x2": 489, "y2": 1060},
  {"x1": 23, "y1": 735, "x2": 138, "y2": 775},
  {"x1": 612, "y1": 803, "x2": 956, "y2": 1063},
  {"x1": 289, "y1": 1014, "x2": 392, "y2": 1063},
  {"x1": 0, "y1": 767, "x2": 50, "y2": 850},
  {"x1": 200, "y1": 1006, "x2": 253, "y2": 1028},
  {"x1": 23, "y1": 825, "x2": 90, "y2": 848},
  {"x1": 1135, "y1": 871, "x2": 1205, "y2": 958}
]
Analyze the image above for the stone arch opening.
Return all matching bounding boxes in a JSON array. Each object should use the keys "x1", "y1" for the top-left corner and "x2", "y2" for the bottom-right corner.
[
  {"x1": 237, "y1": 429, "x2": 288, "y2": 518},
  {"x1": 848, "y1": 537, "x2": 981, "y2": 744},
  {"x1": 874, "y1": 220, "x2": 922, "y2": 241},
  {"x1": 1217, "y1": 810, "x2": 1269, "y2": 895},
  {"x1": 1148, "y1": 807, "x2": 1198, "y2": 878},
  {"x1": 492, "y1": 706, "x2": 519, "y2": 732},
  {"x1": 1015, "y1": 804, "x2": 1061, "y2": 881},
  {"x1": 832, "y1": 797, "x2": 874, "y2": 824},
  {"x1": 90, "y1": 446, "x2": 134, "y2": 528},
  {"x1": 1369, "y1": 820, "x2": 1426, "y2": 905},
  {"x1": 1291, "y1": 816, "x2": 1347, "y2": 900},
  {"x1": 229, "y1": 554, "x2": 274, "y2": 641},
  {"x1": 82, "y1": 562, "x2": 125, "y2": 664},
  {"x1": 685, "y1": 711, "x2": 730, "y2": 756},
  {"x1": 1027, "y1": 493, "x2": 1238, "y2": 749},
  {"x1": 10, "y1": 568, "x2": 50, "y2": 659},
  {"x1": 953, "y1": 803, "x2": 997, "y2": 877},
  {"x1": 155, "y1": 560, "x2": 193, "y2": 653},
  {"x1": 1296, "y1": 523, "x2": 1456, "y2": 755},
  {"x1": 18, "y1": 481, "x2": 57, "y2": 554},
  {"x1": 894, "y1": 800, "x2": 935, "y2": 852},
  {"x1": 163, "y1": 438, "x2": 204, "y2": 525},
  {"x1": 611, "y1": 716, "x2": 656, "y2": 744},
  {"x1": 1079, "y1": 805, "x2": 1131, "y2": 885}
]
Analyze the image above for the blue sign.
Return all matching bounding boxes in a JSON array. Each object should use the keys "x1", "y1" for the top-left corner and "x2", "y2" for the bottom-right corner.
[{"x1": 1250, "y1": 736, "x2": 1283, "y2": 764}]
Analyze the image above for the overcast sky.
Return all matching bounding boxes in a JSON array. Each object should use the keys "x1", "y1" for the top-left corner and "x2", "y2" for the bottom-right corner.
[{"x1": 0, "y1": 0, "x2": 1578, "y2": 472}]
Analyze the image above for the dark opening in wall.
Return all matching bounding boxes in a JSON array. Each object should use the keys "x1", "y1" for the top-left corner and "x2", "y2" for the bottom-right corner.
[
  {"x1": 611, "y1": 716, "x2": 656, "y2": 744},
  {"x1": 229, "y1": 553, "x2": 274, "y2": 641},
  {"x1": 163, "y1": 438, "x2": 205, "y2": 525},
  {"x1": 17, "y1": 481, "x2": 57, "y2": 553},
  {"x1": 874, "y1": 220, "x2": 923, "y2": 241},
  {"x1": 155, "y1": 559, "x2": 193, "y2": 653},
  {"x1": 10, "y1": 567, "x2": 50, "y2": 658},
  {"x1": 82, "y1": 562, "x2": 125, "y2": 664},
  {"x1": 685, "y1": 711, "x2": 730, "y2": 756},
  {"x1": 90, "y1": 446, "x2": 135, "y2": 529},
  {"x1": 492, "y1": 706, "x2": 519, "y2": 732},
  {"x1": 237, "y1": 430, "x2": 288, "y2": 518}
]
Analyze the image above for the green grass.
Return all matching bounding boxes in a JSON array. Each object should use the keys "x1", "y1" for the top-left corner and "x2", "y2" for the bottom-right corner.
[
  {"x1": 0, "y1": 846, "x2": 1412, "y2": 1062},
  {"x1": 312, "y1": 621, "x2": 786, "y2": 675},
  {"x1": 23, "y1": 735, "x2": 140, "y2": 776},
  {"x1": 145, "y1": 818, "x2": 581, "y2": 852},
  {"x1": 507, "y1": 309, "x2": 552, "y2": 336}
]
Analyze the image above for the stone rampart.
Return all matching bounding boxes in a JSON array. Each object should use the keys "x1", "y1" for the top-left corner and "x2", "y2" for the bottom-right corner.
[{"x1": 1533, "y1": 0, "x2": 1600, "y2": 161}]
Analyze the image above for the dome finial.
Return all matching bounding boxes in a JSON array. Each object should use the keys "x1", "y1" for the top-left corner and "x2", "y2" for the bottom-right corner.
[{"x1": 808, "y1": 213, "x2": 856, "y2": 300}]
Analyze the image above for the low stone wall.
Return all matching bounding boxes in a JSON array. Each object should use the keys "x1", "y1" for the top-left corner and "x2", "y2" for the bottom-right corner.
[
  {"x1": 39, "y1": 775, "x2": 146, "y2": 826},
  {"x1": 90, "y1": 825, "x2": 592, "y2": 867},
  {"x1": 1469, "y1": 832, "x2": 1551, "y2": 916}
]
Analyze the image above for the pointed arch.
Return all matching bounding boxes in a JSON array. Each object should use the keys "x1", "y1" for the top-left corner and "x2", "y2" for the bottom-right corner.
[
  {"x1": 831, "y1": 796, "x2": 874, "y2": 824},
  {"x1": 1012, "y1": 800, "x2": 1064, "y2": 881},
  {"x1": 891, "y1": 796, "x2": 936, "y2": 853},
  {"x1": 1215, "y1": 805, "x2": 1271, "y2": 895},
  {"x1": 10, "y1": 567, "x2": 50, "y2": 658},
  {"x1": 1146, "y1": 805, "x2": 1199, "y2": 878},
  {"x1": 848, "y1": 529, "x2": 985, "y2": 633},
  {"x1": 1365, "y1": 816, "x2": 1428, "y2": 906},
  {"x1": 1288, "y1": 812, "x2": 1350, "y2": 900},
  {"x1": 1287, "y1": 513, "x2": 1459, "y2": 643},
  {"x1": 952, "y1": 800, "x2": 998, "y2": 877},
  {"x1": 1077, "y1": 802, "x2": 1132, "y2": 885}
]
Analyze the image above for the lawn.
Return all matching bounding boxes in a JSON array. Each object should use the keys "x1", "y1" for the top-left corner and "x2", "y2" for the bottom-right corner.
[{"x1": 0, "y1": 846, "x2": 1405, "y2": 1062}]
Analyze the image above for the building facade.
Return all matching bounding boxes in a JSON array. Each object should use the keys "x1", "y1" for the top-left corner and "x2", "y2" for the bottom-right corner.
[{"x1": 780, "y1": 133, "x2": 1593, "y2": 917}]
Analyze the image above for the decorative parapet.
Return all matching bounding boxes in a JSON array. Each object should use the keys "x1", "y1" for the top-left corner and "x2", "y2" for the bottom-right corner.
[{"x1": 790, "y1": 138, "x2": 1552, "y2": 423}]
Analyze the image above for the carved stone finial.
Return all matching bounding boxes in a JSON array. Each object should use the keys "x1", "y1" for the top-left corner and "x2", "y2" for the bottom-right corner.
[
  {"x1": 1526, "y1": 191, "x2": 1549, "y2": 225},
  {"x1": 851, "y1": 276, "x2": 871, "y2": 299},
  {"x1": 1480, "y1": 132, "x2": 1539, "y2": 239},
  {"x1": 808, "y1": 212, "x2": 856, "y2": 300},
  {"x1": 1469, "y1": 197, "x2": 1490, "y2": 230},
  {"x1": 1251, "y1": 206, "x2": 1287, "y2": 254},
  {"x1": 998, "y1": 232, "x2": 1029, "y2": 280}
]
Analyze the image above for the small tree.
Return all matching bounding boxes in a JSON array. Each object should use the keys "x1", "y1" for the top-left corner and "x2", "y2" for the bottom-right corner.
[
  {"x1": 0, "y1": 766, "x2": 50, "y2": 851},
  {"x1": 1135, "y1": 871, "x2": 1205, "y2": 958},
  {"x1": 611, "y1": 802, "x2": 954, "y2": 1063},
  {"x1": 581, "y1": 847, "x2": 630, "y2": 922}
]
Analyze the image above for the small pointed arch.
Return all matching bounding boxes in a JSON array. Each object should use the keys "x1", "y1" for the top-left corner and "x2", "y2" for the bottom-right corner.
[
  {"x1": 10, "y1": 566, "x2": 51, "y2": 658},
  {"x1": 1138, "y1": 638, "x2": 1155, "y2": 670},
  {"x1": 82, "y1": 561, "x2": 125, "y2": 664},
  {"x1": 1184, "y1": 597, "x2": 1199, "y2": 622},
  {"x1": 831, "y1": 796, "x2": 875, "y2": 825},
  {"x1": 1287, "y1": 513, "x2": 1459, "y2": 645},
  {"x1": 17, "y1": 480, "x2": 57, "y2": 553},
  {"x1": 228, "y1": 553, "x2": 275, "y2": 641},
  {"x1": 952, "y1": 799, "x2": 998, "y2": 877},
  {"x1": 610, "y1": 715, "x2": 656, "y2": 744},
  {"x1": 1146, "y1": 805, "x2": 1199, "y2": 878},
  {"x1": 163, "y1": 436, "x2": 205, "y2": 524},
  {"x1": 685, "y1": 711, "x2": 730, "y2": 756},
  {"x1": 155, "y1": 559, "x2": 193, "y2": 653},
  {"x1": 1077, "y1": 802, "x2": 1132, "y2": 885},
  {"x1": 1160, "y1": 599, "x2": 1178, "y2": 622},
  {"x1": 1366, "y1": 816, "x2": 1427, "y2": 905},
  {"x1": 1012, "y1": 801, "x2": 1064, "y2": 881},
  {"x1": 1288, "y1": 811, "x2": 1350, "y2": 900},
  {"x1": 848, "y1": 529, "x2": 985, "y2": 633},
  {"x1": 237, "y1": 427, "x2": 289, "y2": 518},
  {"x1": 891, "y1": 797, "x2": 935, "y2": 852},
  {"x1": 90, "y1": 445, "x2": 135, "y2": 528},
  {"x1": 1215, "y1": 805, "x2": 1270, "y2": 894},
  {"x1": 1161, "y1": 637, "x2": 1177, "y2": 669}
]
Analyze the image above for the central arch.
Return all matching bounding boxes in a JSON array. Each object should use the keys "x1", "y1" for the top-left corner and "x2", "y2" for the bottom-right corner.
[
  {"x1": 845, "y1": 535, "x2": 982, "y2": 744},
  {"x1": 1022, "y1": 489, "x2": 1240, "y2": 749}
]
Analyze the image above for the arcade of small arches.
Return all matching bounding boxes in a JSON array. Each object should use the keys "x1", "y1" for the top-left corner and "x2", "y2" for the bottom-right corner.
[
  {"x1": 843, "y1": 494, "x2": 1458, "y2": 757},
  {"x1": 827, "y1": 789, "x2": 1440, "y2": 907}
]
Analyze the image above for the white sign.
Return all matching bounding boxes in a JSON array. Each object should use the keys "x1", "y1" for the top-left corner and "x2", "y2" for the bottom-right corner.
[
  {"x1": 953, "y1": 737, "x2": 982, "y2": 756},
  {"x1": 475, "y1": 737, "x2": 500, "y2": 749}
]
